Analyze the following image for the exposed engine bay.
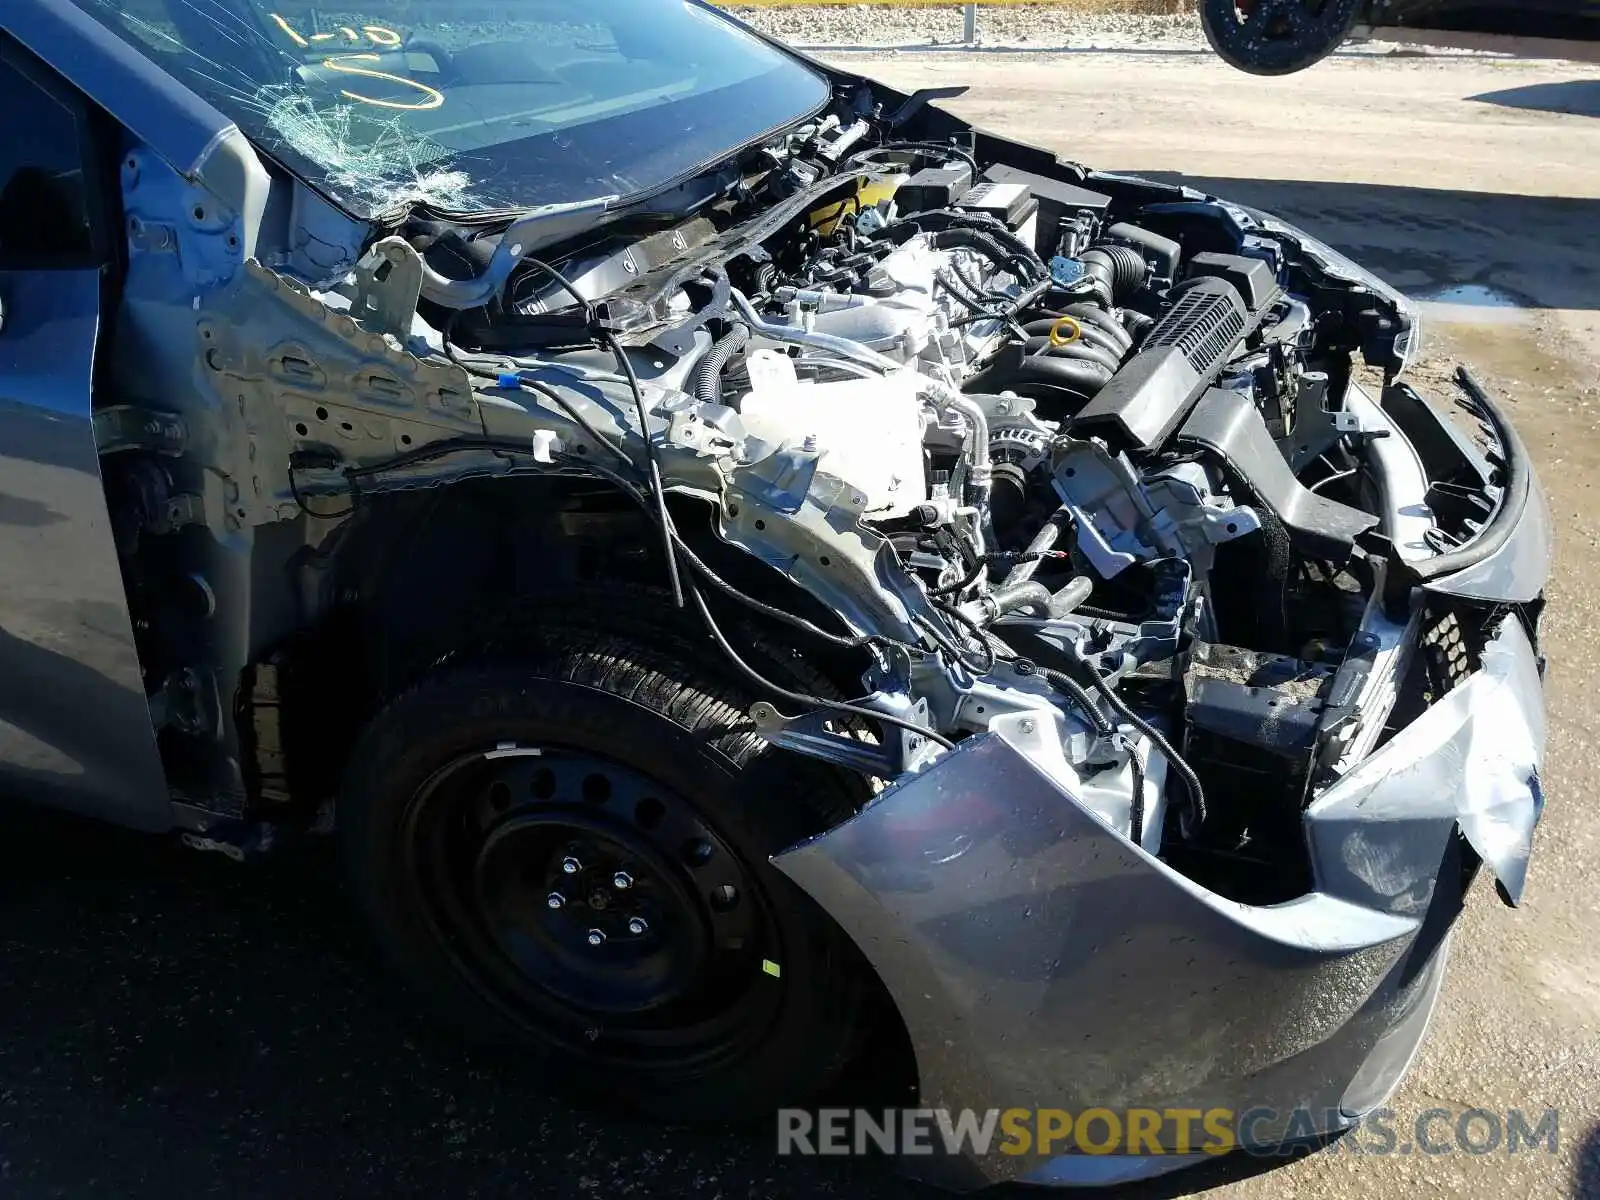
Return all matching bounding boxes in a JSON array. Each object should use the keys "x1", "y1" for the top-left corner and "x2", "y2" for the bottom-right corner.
[{"x1": 110, "y1": 76, "x2": 1519, "y2": 902}]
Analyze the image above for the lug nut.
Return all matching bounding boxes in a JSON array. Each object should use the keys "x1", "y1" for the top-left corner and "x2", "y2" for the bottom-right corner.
[
  {"x1": 586, "y1": 928, "x2": 606, "y2": 946},
  {"x1": 612, "y1": 871, "x2": 633, "y2": 890},
  {"x1": 561, "y1": 856, "x2": 582, "y2": 875},
  {"x1": 546, "y1": 892, "x2": 566, "y2": 910},
  {"x1": 627, "y1": 917, "x2": 649, "y2": 935}
]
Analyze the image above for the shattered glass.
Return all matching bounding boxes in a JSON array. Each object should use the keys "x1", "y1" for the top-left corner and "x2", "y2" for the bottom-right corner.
[{"x1": 66, "y1": 0, "x2": 830, "y2": 218}]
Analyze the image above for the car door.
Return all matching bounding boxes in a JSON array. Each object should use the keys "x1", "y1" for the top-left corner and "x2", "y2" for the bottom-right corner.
[{"x1": 0, "y1": 36, "x2": 171, "y2": 830}]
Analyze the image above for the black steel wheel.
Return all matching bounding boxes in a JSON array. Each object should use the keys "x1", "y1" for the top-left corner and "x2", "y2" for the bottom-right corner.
[
  {"x1": 340, "y1": 607, "x2": 873, "y2": 1119},
  {"x1": 1201, "y1": 0, "x2": 1364, "y2": 75}
]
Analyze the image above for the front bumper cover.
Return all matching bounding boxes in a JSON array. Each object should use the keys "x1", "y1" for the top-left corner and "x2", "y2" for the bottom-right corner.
[{"x1": 773, "y1": 614, "x2": 1545, "y2": 1190}]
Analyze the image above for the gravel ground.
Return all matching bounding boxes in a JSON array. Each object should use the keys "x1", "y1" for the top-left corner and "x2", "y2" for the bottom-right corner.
[
  {"x1": 724, "y1": 4, "x2": 1471, "y2": 55},
  {"x1": 727, "y1": 4, "x2": 1210, "y2": 48}
]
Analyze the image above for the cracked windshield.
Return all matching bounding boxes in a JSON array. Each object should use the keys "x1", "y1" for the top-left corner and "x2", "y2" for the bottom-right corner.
[{"x1": 69, "y1": 0, "x2": 830, "y2": 216}]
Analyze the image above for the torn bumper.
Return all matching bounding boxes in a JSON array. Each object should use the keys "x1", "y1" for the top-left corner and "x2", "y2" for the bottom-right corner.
[{"x1": 773, "y1": 616, "x2": 1545, "y2": 1191}]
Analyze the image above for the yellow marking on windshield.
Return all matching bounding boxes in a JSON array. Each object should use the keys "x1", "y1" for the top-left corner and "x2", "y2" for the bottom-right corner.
[
  {"x1": 270, "y1": 15, "x2": 404, "y2": 50},
  {"x1": 323, "y1": 54, "x2": 445, "y2": 111},
  {"x1": 268, "y1": 11, "x2": 309, "y2": 47}
]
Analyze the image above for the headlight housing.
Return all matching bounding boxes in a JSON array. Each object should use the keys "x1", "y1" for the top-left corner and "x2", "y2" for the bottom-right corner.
[{"x1": 1240, "y1": 206, "x2": 1424, "y2": 373}]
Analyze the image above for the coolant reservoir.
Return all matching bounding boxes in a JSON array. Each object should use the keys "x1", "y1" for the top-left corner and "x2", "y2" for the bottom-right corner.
[{"x1": 737, "y1": 350, "x2": 927, "y2": 518}]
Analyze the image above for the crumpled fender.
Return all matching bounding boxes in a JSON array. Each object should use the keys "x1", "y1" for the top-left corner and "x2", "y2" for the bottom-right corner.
[
  {"x1": 1306, "y1": 615, "x2": 1545, "y2": 909},
  {"x1": 772, "y1": 615, "x2": 1543, "y2": 1188}
]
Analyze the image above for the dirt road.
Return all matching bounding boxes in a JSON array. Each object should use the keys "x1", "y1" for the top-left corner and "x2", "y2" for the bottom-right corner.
[{"x1": 0, "y1": 44, "x2": 1593, "y2": 1200}]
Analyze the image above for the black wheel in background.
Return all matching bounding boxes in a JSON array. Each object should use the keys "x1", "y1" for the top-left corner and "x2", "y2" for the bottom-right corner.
[{"x1": 1201, "y1": 0, "x2": 1365, "y2": 76}]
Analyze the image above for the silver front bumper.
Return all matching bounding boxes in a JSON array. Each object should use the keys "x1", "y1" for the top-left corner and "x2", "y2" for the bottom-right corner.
[{"x1": 773, "y1": 615, "x2": 1545, "y2": 1189}]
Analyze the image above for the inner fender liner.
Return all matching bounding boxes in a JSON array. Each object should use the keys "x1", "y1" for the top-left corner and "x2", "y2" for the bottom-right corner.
[{"x1": 1177, "y1": 387, "x2": 1378, "y2": 559}]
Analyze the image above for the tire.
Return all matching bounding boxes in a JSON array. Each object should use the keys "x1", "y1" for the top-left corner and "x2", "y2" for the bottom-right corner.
[
  {"x1": 340, "y1": 598, "x2": 873, "y2": 1120},
  {"x1": 1201, "y1": 0, "x2": 1364, "y2": 76}
]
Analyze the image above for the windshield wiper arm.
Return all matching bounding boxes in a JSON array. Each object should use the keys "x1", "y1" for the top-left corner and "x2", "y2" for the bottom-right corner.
[{"x1": 419, "y1": 194, "x2": 619, "y2": 310}]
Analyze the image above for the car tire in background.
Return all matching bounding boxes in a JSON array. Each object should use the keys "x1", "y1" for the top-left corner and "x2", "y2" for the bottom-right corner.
[{"x1": 1201, "y1": 0, "x2": 1365, "y2": 75}]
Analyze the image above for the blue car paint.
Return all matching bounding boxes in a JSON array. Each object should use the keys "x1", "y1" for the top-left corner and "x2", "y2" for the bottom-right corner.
[{"x1": 0, "y1": 267, "x2": 169, "y2": 828}]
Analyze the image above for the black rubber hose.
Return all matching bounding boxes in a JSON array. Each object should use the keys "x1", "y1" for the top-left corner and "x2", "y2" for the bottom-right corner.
[
  {"x1": 1120, "y1": 310, "x2": 1157, "y2": 347},
  {"x1": 1080, "y1": 243, "x2": 1149, "y2": 305},
  {"x1": 1022, "y1": 337, "x2": 1124, "y2": 375},
  {"x1": 930, "y1": 227, "x2": 1040, "y2": 281},
  {"x1": 690, "y1": 323, "x2": 750, "y2": 405}
]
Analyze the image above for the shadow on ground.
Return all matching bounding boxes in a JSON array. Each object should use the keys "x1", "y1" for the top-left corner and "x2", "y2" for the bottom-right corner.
[
  {"x1": 0, "y1": 801, "x2": 924, "y2": 1198},
  {"x1": 0, "y1": 798, "x2": 1351, "y2": 1198},
  {"x1": 1577, "y1": 1121, "x2": 1600, "y2": 1199},
  {"x1": 1116, "y1": 173, "x2": 1600, "y2": 313},
  {"x1": 1469, "y1": 80, "x2": 1600, "y2": 117}
]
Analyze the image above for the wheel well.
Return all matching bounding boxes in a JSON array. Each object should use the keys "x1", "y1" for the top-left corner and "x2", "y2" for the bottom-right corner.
[{"x1": 247, "y1": 477, "x2": 872, "y2": 817}]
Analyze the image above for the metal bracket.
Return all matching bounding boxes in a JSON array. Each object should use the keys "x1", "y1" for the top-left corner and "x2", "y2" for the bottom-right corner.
[
  {"x1": 93, "y1": 405, "x2": 188, "y2": 455},
  {"x1": 162, "y1": 493, "x2": 206, "y2": 533},
  {"x1": 749, "y1": 694, "x2": 935, "y2": 779},
  {"x1": 351, "y1": 235, "x2": 425, "y2": 340}
]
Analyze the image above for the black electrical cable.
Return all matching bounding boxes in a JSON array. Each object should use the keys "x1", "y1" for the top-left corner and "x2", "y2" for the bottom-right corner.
[
  {"x1": 935, "y1": 267, "x2": 997, "y2": 316},
  {"x1": 688, "y1": 582, "x2": 956, "y2": 750},
  {"x1": 946, "y1": 279, "x2": 1052, "y2": 330},
  {"x1": 930, "y1": 598, "x2": 998, "y2": 676},
  {"x1": 1127, "y1": 750, "x2": 1146, "y2": 847},
  {"x1": 445, "y1": 337, "x2": 642, "y2": 476},
  {"x1": 1036, "y1": 664, "x2": 1114, "y2": 737},
  {"x1": 409, "y1": 351, "x2": 950, "y2": 670},
  {"x1": 519, "y1": 256, "x2": 595, "y2": 318},
  {"x1": 930, "y1": 556, "x2": 986, "y2": 597},
  {"x1": 571, "y1": 457, "x2": 901, "y2": 659},
  {"x1": 512, "y1": 376, "x2": 639, "y2": 472},
  {"x1": 929, "y1": 550, "x2": 1069, "y2": 597},
  {"x1": 599, "y1": 328, "x2": 684, "y2": 608},
  {"x1": 288, "y1": 464, "x2": 356, "y2": 519},
  {"x1": 439, "y1": 266, "x2": 677, "y2": 607},
  {"x1": 886, "y1": 140, "x2": 980, "y2": 179},
  {"x1": 1061, "y1": 643, "x2": 1208, "y2": 830}
]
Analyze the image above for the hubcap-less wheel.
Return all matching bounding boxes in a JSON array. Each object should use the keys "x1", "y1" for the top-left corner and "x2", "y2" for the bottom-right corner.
[
  {"x1": 407, "y1": 746, "x2": 781, "y2": 1067},
  {"x1": 1201, "y1": 0, "x2": 1363, "y2": 75},
  {"x1": 341, "y1": 605, "x2": 872, "y2": 1118}
]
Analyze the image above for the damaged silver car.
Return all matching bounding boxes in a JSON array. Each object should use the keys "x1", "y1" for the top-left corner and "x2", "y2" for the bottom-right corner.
[{"x1": 0, "y1": 0, "x2": 1548, "y2": 1188}]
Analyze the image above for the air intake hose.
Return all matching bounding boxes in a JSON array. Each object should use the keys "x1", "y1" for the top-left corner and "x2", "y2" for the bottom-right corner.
[{"x1": 1078, "y1": 242, "x2": 1150, "y2": 307}]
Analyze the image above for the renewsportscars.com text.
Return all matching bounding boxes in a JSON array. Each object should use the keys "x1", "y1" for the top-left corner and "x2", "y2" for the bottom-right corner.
[{"x1": 777, "y1": 1106, "x2": 1562, "y2": 1158}]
